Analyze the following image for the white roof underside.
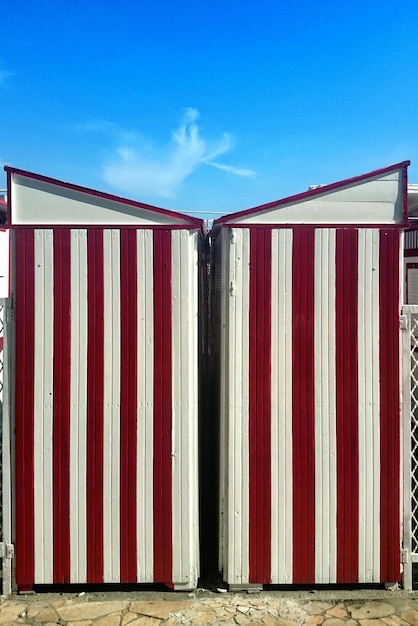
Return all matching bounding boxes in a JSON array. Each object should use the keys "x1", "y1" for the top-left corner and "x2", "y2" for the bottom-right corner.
[
  {"x1": 10, "y1": 173, "x2": 193, "y2": 226},
  {"x1": 228, "y1": 169, "x2": 404, "y2": 225}
]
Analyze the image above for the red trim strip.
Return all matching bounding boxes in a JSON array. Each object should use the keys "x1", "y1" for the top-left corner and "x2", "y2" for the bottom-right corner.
[
  {"x1": 335, "y1": 230, "x2": 359, "y2": 583},
  {"x1": 216, "y1": 223, "x2": 406, "y2": 230},
  {"x1": 249, "y1": 229, "x2": 272, "y2": 584},
  {"x1": 379, "y1": 230, "x2": 401, "y2": 582},
  {"x1": 53, "y1": 230, "x2": 71, "y2": 583},
  {"x1": 404, "y1": 249, "x2": 418, "y2": 258},
  {"x1": 8, "y1": 223, "x2": 201, "y2": 232},
  {"x1": 153, "y1": 230, "x2": 173, "y2": 585},
  {"x1": 86, "y1": 229, "x2": 105, "y2": 583},
  {"x1": 14, "y1": 229, "x2": 35, "y2": 588},
  {"x1": 292, "y1": 228, "x2": 315, "y2": 583},
  {"x1": 214, "y1": 162, "x2": 409, "y2": 226},
  {"x1": 120, "y1": 230, "x2": 138, "y2": 582}
]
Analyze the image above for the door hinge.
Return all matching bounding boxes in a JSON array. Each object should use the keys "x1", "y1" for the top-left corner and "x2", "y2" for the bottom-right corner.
[{"x1": 400, "y1": 315, "x2": 408, "y2": 331}]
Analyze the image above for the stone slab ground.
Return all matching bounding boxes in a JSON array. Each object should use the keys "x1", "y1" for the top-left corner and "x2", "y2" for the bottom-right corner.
[{"x1": 2, "y1": 589, "x2": 418, "y2": 625}]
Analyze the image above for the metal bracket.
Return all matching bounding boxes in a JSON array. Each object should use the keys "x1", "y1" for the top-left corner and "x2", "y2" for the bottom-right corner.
[
  {"x1": 0, "y1": 543, "x2": 15, "y2": 559},
  {"x1": 402, "y1": 548, "x2": 410, "y2": 564},
  {"x1": 400, "y1": 315, "x2": 408, "y2": 331}
]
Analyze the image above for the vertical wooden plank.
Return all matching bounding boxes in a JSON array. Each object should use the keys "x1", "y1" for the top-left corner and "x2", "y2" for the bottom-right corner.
[
  {"x1": 2, "y1": 297, "x2": 13, "y2": 595},
  {"x1": 103, "y1": 229, "x2": 121, "y2": 583},
  {"x1": 357, "y1": 229, "x2": 380, "y2": 582},
  {"x1": 336, "y1": 229, "x2": 359, "y2": 583},
  {"x1": 153, "y1": 229, "x2": 173, "y2": 585},
  {"x1": 34, "y1": 229, "x2": 54, "y2": 584},
  {"x1": 171, "y1": 230, "x2": 199, "y2": 587},
  {"x1": 270, "y1": 228, "x2": 293, "y2": 583},
  {"x1": 171, "y1": 229, "x2": 183, "y2": 584},
  {"x1": 70, "y1": 229, "x2": 88, "y2": 583},
  {"x1": 136, "y1": 229, "x2": 154, "y2": 582},
  {"x1": 249, "y1": 229, "x2": 272, "y2": 584},
  {"x1": 86, "y1": 229, "x2": 104, "y2": 583},
  {"x1": 14, "y1": 229, "x2": 35, "y2": 588},
  {"x1": 218, "y1": 229, "x2": 228, "y2": 577},
  {"x1": 53, "y1": 229, "x2": 71, "y2": 583},
  {"x1": 314, "y1": 229, "x2": 337, "y2": 584},
  {"x1": 120, "y1": 229, "x2": 137, "y2": 582},
  {"x1": 292, "y1": 227, "x2": 315, "y2": 583},
  {"x1": 379, "y1": 229, "x2": 401, "y2": 582},
  {"x1": 227, "y1": 228, "x2": 250, "y2": 584}
]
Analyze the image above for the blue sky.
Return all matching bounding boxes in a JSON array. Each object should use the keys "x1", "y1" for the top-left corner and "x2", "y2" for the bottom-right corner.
[{"x1": 1, "y1": 0, "x2": 417, "y2": 217}]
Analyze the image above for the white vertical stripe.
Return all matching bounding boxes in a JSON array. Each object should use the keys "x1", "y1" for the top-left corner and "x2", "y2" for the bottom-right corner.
[
  {"x1": 219, "y1": 230, "x2": 228, "y2": 575},
  {"x1": 227, "y1": 228, "x2": 250, "y2": 584},
  {"x1": 136, "y1": 229, "x2": 154, "y2": 581},
  {"x1": 190, "y1": 231, "x2": 200, "y2": 585},
  {"x1": 171, "y1": 230, "x2": 199, "y2": 588},
  {"x1": 34, "y1": 229, "x2": 54, "y2": 584},
  {"x1": 314, "y1": 229, "x2": 337, "y2": 583},
  {"x1": 70, "y1": 230, "x2": 88, "y2": 583},
  {"x1": 270, "y1": 229, "x2": 293, "y2": 583},
  {"x1": 103, "y1": 229, "x2": 121, "y2": 582},
  {"x1": 358, "y1": 229, "x2": 380, "y2": 582}
]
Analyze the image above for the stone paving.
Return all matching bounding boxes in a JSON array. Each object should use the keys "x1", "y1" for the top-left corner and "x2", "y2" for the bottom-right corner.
[{"x1": 1, "y1": 589, "x2": 418, "y2": 626}]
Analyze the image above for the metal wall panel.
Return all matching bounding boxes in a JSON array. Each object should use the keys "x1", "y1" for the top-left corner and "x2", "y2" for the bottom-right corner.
[
  {"x1": 218, "y1": 228, "x2": 250, "y2": 585},
  {"x1": 13, "y1": 227, "x2": 200, "y2": 590},
  {"x1": 218, "y1": 226, "x2": 402, "y2": 586}
]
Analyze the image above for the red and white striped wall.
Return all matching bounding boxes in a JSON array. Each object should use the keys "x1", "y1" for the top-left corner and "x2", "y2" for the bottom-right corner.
[
  {"x1": 217, "y1": 225, "x2": 402, "y2": 586},
  {"x1": 13, "y1": 226, "x2": 200, "y2": 589}
]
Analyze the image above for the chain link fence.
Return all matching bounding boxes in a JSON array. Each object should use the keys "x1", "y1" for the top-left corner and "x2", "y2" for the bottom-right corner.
[
  {"x1": 409, "y1": 312, "x2": 418, "y2": 556},
  {"x1": 0, "y1": 303, "x2": 4, "y2": 546}
]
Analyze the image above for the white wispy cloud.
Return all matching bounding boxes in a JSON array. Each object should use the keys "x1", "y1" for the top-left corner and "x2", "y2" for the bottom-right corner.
[
  {"x1": 0, "y1": 68, "x2": 13, "y2": 87},
  {"x1": 94, "y1": 108, "x2": 254, "y2": 198}
]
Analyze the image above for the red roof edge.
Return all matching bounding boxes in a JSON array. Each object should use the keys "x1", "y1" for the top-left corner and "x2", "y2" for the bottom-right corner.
[
  {"x1": 213, "y1": 161, "x2": 410, "y2": 227},
  {"x1": 4, "y1": 166, "x2": 204, "y2": 229}
]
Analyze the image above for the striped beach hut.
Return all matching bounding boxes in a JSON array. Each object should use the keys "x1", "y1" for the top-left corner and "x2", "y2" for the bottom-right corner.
[
  {"x1": 404, "y1": 184, "x2": 418, "y2": 304},
  {"x1": 212, "y1": 161, "x2": 409, "y2": 587},
  {"x1": 0, "y1": 198, "x2": 9, "y2": 299},
  {"x1": 6, "y1": 166, "x2": 202, "y2": 590}
]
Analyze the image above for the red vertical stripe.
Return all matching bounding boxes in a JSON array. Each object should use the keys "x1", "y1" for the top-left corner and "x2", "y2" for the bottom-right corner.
[
  {"x1": 335, "y1": 229, "x2": 359, "y2": 583},
  {"x1": 153, "y1": 230, "x2": 173, "y2": 585},
  {"x1": 120, "y1": 230, "x2": 138, "y2": 582},
  {"x1": 292, "y1": 228, "x2": 315, "y2": 583},
  {"x1": 249, "y1": 229, "x2": 272, "y2": 583},
  {"x1": 379, "y1": 230, "x2": 401, "y2": 582},
  {"x1": 86, "y1": 229, "x2": 104, "y2": 583},
  {"x1": 14, "y1": 230, "x2": 35, "y2": 589},
  {"x1": 53, "y1": 229, "x2": 71, "y2": 583}
]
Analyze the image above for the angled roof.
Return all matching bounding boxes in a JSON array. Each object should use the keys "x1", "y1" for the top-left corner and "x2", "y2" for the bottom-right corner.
[
  {"x1": 5, "y1": 166, "x2": 203, "y2": 229},
  {"x1": 213, "y1": 161, "x2": 410, "y2": 229}
]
